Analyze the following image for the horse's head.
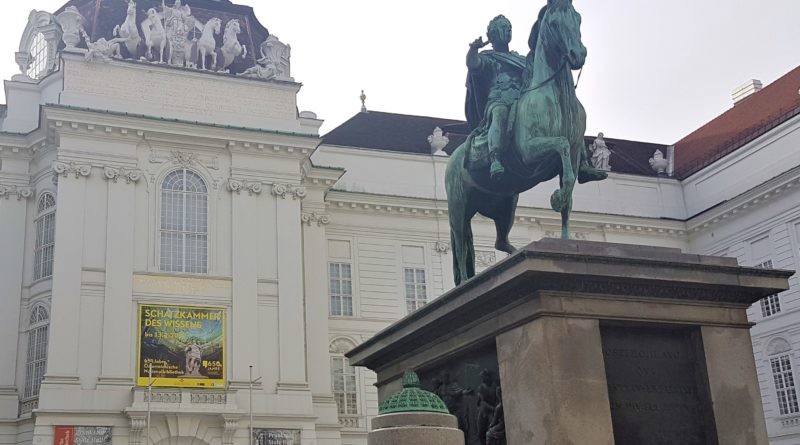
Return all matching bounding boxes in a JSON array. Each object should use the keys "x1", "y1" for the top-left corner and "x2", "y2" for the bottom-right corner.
[
  {"x1": 210, "y1": 18, "x2": 222, "y2": 34},
  {"x1": 544, "y1": 0, "x2": 586, "y2": 70},
  {"x1": 127, "y1": 0, "x2": 136, "y2": 15},
  {"x1": 146, "y1": 8, "x2": 157, "y2": 20},
  {"x1": 226, "y1": 19, "x2": 241, "y2": 36}
]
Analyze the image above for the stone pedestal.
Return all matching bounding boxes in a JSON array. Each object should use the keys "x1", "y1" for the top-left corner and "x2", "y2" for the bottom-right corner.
[
  {"x1": 348, "y1": 239, "x2": 793, "y2": 445},
  {"x1": 369, "y1": 412, "x2": 464, "y2": 445}
]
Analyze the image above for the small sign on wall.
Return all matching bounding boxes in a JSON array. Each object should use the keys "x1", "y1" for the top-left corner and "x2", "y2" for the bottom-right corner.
[
  {"x1": 253, "y1": 429, "x2": 300, "y2": 445},
  {"x1": 54, "y1": 427, "x2": 112, "y2": 445}
]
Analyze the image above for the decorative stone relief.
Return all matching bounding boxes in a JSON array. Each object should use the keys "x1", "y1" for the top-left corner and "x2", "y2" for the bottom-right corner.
[
  {"x1": 221, "y1": 416, "x2": 239, "y2": 445},
  {"x1": 649, "y1": 149, "x2": 668, "y2": 175},
  {"x1": 227, "y1": 178, "x2": 262, "y2": 195},
  {"x1": 83, "y1": 30, "x2": 126, "y2": 62},
  {"x1": 128, "y1": 416, "x2": 146, "y2": 445},
  {"x1": 329, "y1": 337, "x2": 357, "y2": 354},
  {"x1": 239, "y1": 34, "x2": 291, "y2": 81},
  {"x1": 434, "y1": 241, "x2": 451, "y2": 255},
  {"x1": 301, "y1": 211, "x2": 331, "y2": 226},
  {"x1": 545, "y1": 230, "x2": 588, "y2": 240},
  {"x1": 55, "y1": 6, "x2": 86, "y2": 50},
  {"x1": 169, "y1": 150, "x2": 198, "y2": 167},
  {"x1": 428, "y1": 127, "x2": 449, "y2": 156},
  {"x1": 103, "y1": 166, "x2": 143, "y2": 183},
  {"x1": 0, "y1": 184, "x2": 33, "y2": 200},
  {"x1": 767, "y1": 337, "x2": 792, "y2": 356},
  {"x1": 53, "y1": 161, "x2": 92, "y2": 179},
  {"x1": 271, "y1": 183, "x2": 306, "y2": 200},
  {"x1": 191, "y1": 392, "x2": 226, "y2": 404},
  {"x1": 475, "y1": 251, "x2": 497, "y2": 269}
]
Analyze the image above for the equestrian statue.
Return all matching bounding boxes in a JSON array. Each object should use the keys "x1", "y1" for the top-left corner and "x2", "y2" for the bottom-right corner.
[{"x1": 446, "y1": 0, "x2": 607, "y2": 285}]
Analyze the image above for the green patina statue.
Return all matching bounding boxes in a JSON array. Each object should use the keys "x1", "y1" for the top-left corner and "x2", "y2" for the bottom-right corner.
[{"x1": 446, "y1": 0, "x2": 607, "y2": 285}]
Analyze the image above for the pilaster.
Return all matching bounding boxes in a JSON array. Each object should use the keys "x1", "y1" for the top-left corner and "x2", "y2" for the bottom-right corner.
[
  {"x1": 229, "y1": 178, "x2": 262, "y2": 382},
  {"x1": 273, "y1": 183, "x2": 309, "y2": 391},
  {"x1": 98, "y1": 167, "x2": 142, "y2": 384},
  {"x1": 0, "y1": 183, "x2": 32, "y2": 417},
  {"x1": 42, "y1": 161, "x2": 91, "y2": 385}
]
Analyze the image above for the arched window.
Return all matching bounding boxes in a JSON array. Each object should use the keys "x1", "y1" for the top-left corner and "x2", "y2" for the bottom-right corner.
[
  {"x1": 160, "y1": 169, "x2": 208, "y2": 273},
  {"x1": 26, "y1": 33, "x2": 48, "y2": 79},
  {"x1": 330, "y1": 338, "x2": 358, "y2": 417},
  {"x1": 34, "y1": 193, "x2": 56, "y2": 280},
  {"x1": 24, "y1": 305, "x2": 49, "y2": 399},
  {"x1": 767, "y1": 338, "x2": 800, "y2": 416}
]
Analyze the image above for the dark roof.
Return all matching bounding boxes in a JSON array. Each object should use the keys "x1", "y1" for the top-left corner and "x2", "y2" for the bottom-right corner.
[
  {"x1": 54, "y1": 0, "x2": 269, "y2": 75},
  {"x1": 674, "y1": 66, "x2": 800, "y2": 179},
  {"x1": 324, "y1": 110, "x2": 667, "y2": 176},
  {"x1": 323, "y1": 111, "x2": 465, "y2": 155}
]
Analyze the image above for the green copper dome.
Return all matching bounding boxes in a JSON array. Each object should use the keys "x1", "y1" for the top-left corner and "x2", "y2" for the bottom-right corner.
[{"x1": 378, "y1": 371, "x2": 449, "y2": 414}]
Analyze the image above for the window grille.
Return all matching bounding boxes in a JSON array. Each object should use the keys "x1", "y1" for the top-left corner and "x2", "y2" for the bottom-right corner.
[
  {"x1": 755, "y1": 260, "x2": 782, "y2": 317},
  {"x1": 34, "y1": 193, "x2": 56, "y2": 280},
  {"x1": 24, "y1": 305, "x2": 49, "y2": 399},
  {"x1": 329, "y1": 263, "x2": 353, "y2": 316},
  {"x1": 26, "y1": 33, "x2": 48, "y2": 79},
  {"x1": 331, "y1": 356, "x2": 357, "y2": 415},
  {"x1": 404, "y1": 267, "x2": 427, "y2": 313},
  {"x1": 772, "y1": 354, "x2": 800, "y2": 415},
  {"x1": 160, "y1": 169, "x2": 208, "y2": 274}
]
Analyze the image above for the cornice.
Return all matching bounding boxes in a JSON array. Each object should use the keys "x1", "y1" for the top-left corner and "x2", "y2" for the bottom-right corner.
[
  {"x1": 687, "y1": 165, "x2": 800, "y2": 233},
  {"x1": 325, "y1": 190, "x2": 688, "y2": 237},
  {"x1": 43, "y1": 105, "x2": 321, "y2": 156}
]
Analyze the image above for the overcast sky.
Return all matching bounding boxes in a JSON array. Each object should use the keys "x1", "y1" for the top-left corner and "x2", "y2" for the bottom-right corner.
[{"x1": 1, "y1": 0, "x2": 798, "y2": 143}]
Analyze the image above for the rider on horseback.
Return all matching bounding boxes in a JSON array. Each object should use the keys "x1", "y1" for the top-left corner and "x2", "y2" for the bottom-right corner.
[{"x1": 465, "y1": 15, "x2": 526, "y2": 181}]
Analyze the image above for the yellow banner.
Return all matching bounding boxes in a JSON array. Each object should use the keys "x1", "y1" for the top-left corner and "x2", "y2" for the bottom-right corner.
[{"x1": 136, "y1": 304, "x2": 226, "y2": 388}]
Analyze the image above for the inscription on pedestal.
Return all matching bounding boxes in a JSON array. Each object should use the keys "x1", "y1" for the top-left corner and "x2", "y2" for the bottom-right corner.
[{"x1": 601, "y1": 325, "x2": 717, "y2": 445}]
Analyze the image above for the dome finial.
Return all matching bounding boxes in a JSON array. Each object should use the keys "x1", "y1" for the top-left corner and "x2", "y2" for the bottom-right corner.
[{"x1": 378, "y1": 370, "x2": 449, "y2": 414}]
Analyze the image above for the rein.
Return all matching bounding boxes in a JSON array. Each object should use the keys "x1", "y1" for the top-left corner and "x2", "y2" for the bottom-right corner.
[{"x1": 522, "y1": 59, "x2": 567, "y2": 93}]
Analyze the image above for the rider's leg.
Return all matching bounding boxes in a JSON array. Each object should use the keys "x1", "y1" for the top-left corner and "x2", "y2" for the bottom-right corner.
[{"x1": 488, "y1": 106, "x2": 509, "y2": 180}]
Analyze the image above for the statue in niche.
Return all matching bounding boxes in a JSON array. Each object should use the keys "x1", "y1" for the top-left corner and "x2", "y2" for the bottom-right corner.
[
  {"x1": 161, "y1": 0, "x2": 200, "y2": 67},
  {"x1": 589, "y1": 132, "x2": 611, "y2": 171},
  {"x1": 196, "y1": 17, "x2": 222, "y2": 70},
  {"x1": 113, "y1": 0, "x2": 141, "y2": 58},
  {"x1": 476, "y1": 369, "x2": 498, "y2": 445},
  {"x1": 141, "y1": 8, "x2": 167, "y2": 63},
  {"x1": 82, "y1": 29, "x2": 127, "y2": 62},
  {"x1": 485, "y1": 386, "x2": 505, "y2": 445},
  {"x1": 219, "y1": 19, "x2": 247, "y2": 72}
]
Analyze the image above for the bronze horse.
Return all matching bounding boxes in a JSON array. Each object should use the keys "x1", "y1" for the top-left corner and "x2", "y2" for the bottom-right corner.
[{"x1": 446, "y1": 0, "x2": 602, "y2": 285}]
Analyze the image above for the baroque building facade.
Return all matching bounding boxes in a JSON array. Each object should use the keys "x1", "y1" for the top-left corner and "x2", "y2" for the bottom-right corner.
[{"x1": 1, "y1": 1, "x2": 799, "y2": 445}]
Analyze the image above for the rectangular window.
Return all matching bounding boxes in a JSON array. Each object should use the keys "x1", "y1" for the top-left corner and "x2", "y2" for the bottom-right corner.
[
  {"x1": 404, "y1": 267, "x2": 427, "y2": 313},
  {"x1": 755, "y1": 260, "x2": 782, "y2": 317},
  {"x1": 331, "y1": 356, "x2": 357, "y2": 415},
  {"x1": 34, "y1": 212, "x2": 55, "y2": 280},
  {"x1": 329, "y1": 263, "x2": 353, "y2": 316},
  {"x1": 772, "y1": 354, "x2": 800, "y2": 415}
]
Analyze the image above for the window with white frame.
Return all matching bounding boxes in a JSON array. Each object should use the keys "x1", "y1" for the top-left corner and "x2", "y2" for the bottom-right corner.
[
  {"x1": 329, "y1": 263, "x2": 353, "y2": 316},
  {"x1": 160, "y1": 169, "x2": 208, "y2": 274},
  {"x1": 34, "y1": 193, "x2": 56, "y2": 280},
  {"x1": 331, "y1": 356, "x2": 357, "y2": 415},
  {"x1": 404, "y1": 267, "x2": 427, "y2": 313},
  {"x1": 755, "y1": 260, "x2": 782, "y2": 317},
  {"x1": 26, "y1": 32, "x2": 48, "y2": 79},
  {"x1": 24, "y1": 305, "x2": 49, "y2": 399},
  {"x1": 771, "y1": 354, "x2": 800, "y2": 415}
]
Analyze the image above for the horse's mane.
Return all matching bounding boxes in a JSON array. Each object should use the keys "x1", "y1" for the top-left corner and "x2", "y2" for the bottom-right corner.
[{"x1": 522, "y1": 5, "x2": 548, "y2": 89}]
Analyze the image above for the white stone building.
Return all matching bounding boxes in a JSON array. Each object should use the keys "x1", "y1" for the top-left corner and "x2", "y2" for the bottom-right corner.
[{"x1": 1, "y1": 1, "x2": 799, "y2": 445}]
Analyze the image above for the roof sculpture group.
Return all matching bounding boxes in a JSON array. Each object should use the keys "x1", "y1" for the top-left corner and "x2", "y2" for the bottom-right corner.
[
  {"x1": 446, "y1": 0, "x2": 607, "y2": 285},
  {"x1": 55, "y1": 1, "x2": 291, "y2": 81}
]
